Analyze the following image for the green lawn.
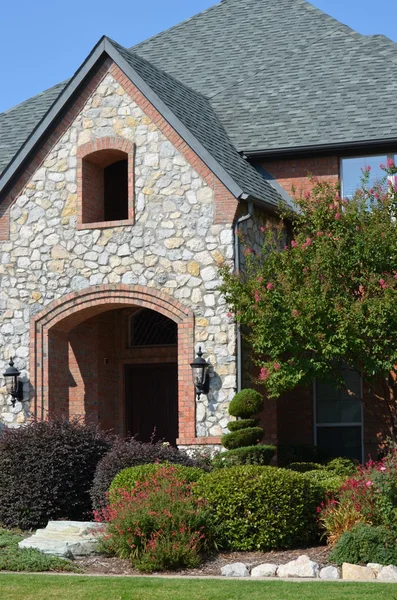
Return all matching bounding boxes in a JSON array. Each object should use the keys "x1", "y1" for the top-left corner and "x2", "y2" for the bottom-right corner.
[{"x1": 0, "y1": 574, "x2": 396, "y2": 600}]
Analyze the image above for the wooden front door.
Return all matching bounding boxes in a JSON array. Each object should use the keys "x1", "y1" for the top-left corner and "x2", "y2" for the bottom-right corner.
[{"x1": 124, "y1": 363, "x2": 178, "y2": 445}]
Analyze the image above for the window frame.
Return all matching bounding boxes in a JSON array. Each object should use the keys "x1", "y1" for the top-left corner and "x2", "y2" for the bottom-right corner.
[{"x1": 313, "y1": 373, "x2": 364, "y2": 462}]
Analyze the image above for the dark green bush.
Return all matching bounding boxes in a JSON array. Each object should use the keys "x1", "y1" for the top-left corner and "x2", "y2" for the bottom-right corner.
[
  {"x1": 0, "y1": 418, "x2": 111, "y2": 529},
  {"x1": 277, "y1": 444, "x2": 325, "y2": 467},
  {"x1": 329, "y1": 524, "x2": 397, "y2": 566},
  {"x1": 222, "y1": 427, "x2": 263, "y2": 450},
  {"x1": 227, "y1": 419, "x2": 257, "y2": 432},
  {"x1": 301, "y1": 470, "x2": 344, "y2": 495},
  {"x1": 287, "y1": 462, "x2": 323, "y2": 473},
  {"x1": 229, "y1": 389, "x2": 263, "y2": 419},
  {"x1": 109, "y1": 463, "x2": 204, "y2": 503},
  {"x1": 90, "y1": 438, "x2": 202, "y2": 510},
  {"x1": 325, "y1": 457, "x2": 357, "y2": 477},
  {"x1": 212, "y1": 445, "x2": 275, "y2": 468},
  {"x1": 194, "y1": 466, "x2": 323, "y2": 551}
]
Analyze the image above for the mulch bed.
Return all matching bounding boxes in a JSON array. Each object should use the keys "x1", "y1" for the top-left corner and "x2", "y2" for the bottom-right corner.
[{"x1": 75, "y1": 545, "x2": 331, "y2": 577}]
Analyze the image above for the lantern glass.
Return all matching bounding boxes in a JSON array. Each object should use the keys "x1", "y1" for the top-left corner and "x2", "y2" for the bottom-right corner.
[
  {"x1": 192, "y1": 364, "x2": 207, "y2": 387},
  {"x1": 5, "y1": 375, "x2": 17, "y2": 395}
]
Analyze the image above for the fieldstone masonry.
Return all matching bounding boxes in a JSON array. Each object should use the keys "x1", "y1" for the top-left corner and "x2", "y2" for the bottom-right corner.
[{"x1": 0, "y1": 67, "x2": 266, "y2": 442}]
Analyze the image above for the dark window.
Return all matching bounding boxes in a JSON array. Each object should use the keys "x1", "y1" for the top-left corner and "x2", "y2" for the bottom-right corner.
[
  {"x1": 129, "y1": 309, "x2": 177, "y2": 347},
  {"x1": 104, "y1": 159, "x2": 128, "y2": 221}
]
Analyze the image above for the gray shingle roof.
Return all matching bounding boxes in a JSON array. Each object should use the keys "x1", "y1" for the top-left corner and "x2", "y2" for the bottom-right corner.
[{"x1": 2, "y1": 0, "x2": 397, "y2": 188}]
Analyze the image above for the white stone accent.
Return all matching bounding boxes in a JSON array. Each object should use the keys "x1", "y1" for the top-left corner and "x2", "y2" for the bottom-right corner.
[
  {"x1": 221, "y1": 563, "x2": 250, "y2": 577},
  {"x1": 377, "y1": 565, "x2": 397, "y2": 581},
  {"x1": 319, "y1": 566, "x2": 340, "y2": 580},
  {"x1": 18, "y1": 521, "x2": 105, "y2": 559},
  {"x1": 342, "y1": 563, "x2": 376, "y2": 581},
  {"x1": 251, "y1": 563, "x2": 278, "y2": 577},
  {"x1": 277, "y1": 555, "x2": 320, "y2": 578}
]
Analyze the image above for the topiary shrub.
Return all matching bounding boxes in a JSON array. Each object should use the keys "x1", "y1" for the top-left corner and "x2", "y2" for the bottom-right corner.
[
  {"x1": 325, "y1": 457, "x2": 357, "y2": 477},
  {"x1": 301, "y1": 470, "x2": 344, "y2": 495},
  {"x1": 228, "y1": 389, "x2": 263, "y2": 419},
  {"x1": 109, "y1": 463, "x2": 204, "y2": 503},
  {"x1": 0, "y1": 418, "x2": 111, "y2": 529},
  {"x1": 286, "y1": 462, "x2": 323, "y2": 473},
  {"x1": 227, "y1": 419, "x2": 257, "y2": 432},
  {"x1": 222, "y1": 427, "x2": 264, "y2": 450},
  {"x1": 212, "y1": 445, "x2": 276, "y2": 469},
  {"x1": 194, "y1": 466, "x2": 323, "y2": 551},
  {"x1": 329, "y1": 524, "x2": 397, "y2": 566},
  {"x1": 90, "y1": 438, "x2": 202, "y2": 510}
]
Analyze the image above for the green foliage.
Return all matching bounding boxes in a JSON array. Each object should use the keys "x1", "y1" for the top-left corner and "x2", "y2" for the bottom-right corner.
[
  {"x1": 109, "y1": 463, "x2": 204, "y2": 503},
  {"x1": 212, "y1": 445, "x2": 276, "y2": 468},
  {"x1": 194, "y1": 466, "x2": 323, "y2": 551},
  {"x1": 301, "y1": 470, "x2": 344, "y2": 495},
  {"x1": 227, "y1": 419, "x2": 257, "y2": 432},
  {"x1": 0, "y1": 529, "x2": 78, "y2": 573},
  {"x1": 329, "y1": 524, "x2": 397, "y2": 566},
  {"x1": 326, "y1": 457, "x2": 358, "y2": 477},
  {"x1": 287, "y1": 462, "x2": 323, "y2": 473},
  {"x1": 229, "y1": 389, "x2": 264, "y2": 419},
  {"x1": 97, "y1": 465, "x2": 213, "y2": 572},
  {"x1": 221, "y1": 427, "x2": 263, "y2": 450},
  {"x1": 0, "y1": 418, "x2": 111, "y2": 529},
  {"x1": 220, "y1": 168, "x2": 397, "y2": 436},
  {"x1": 277, "y1": 445, "x2": 325, "y2": 467}
]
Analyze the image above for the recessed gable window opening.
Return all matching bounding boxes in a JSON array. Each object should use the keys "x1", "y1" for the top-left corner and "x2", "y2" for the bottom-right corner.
[
  {"x1": 341, "y1": 154, "x2": 396, "y2": 199},
  {"x1": 104, "y1": 159, "x2": 128, "y2": 221}
]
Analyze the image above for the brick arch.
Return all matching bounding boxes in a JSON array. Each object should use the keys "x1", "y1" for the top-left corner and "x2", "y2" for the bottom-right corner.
[
  {"x1": 30, "y1": 285, "x2": 195, "y2": 443},
  {"x1": 77, "y1": 136, "x2": 135, "y2": 230}
]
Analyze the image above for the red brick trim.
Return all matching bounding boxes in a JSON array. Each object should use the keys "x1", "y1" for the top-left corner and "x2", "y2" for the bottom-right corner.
[
  {"x1": 76, "y1": 137, "x2": 135, "y2": 229},
  {"x1": 30, "y1": 284, "x2": 198, "y2": 444},
  {"x1": 109, "y1": 63, "x2": 239, "y2": 225},
  {"x1": 0, "y1": 60, "x2": 112, "y2": 241}
]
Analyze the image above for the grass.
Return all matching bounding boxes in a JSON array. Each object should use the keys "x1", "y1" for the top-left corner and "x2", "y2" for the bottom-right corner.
[
  {"x1": 0, "y1": 575, "x2": 396, "y2": 600},
  {"x1": 0, "y1": 529, "x2": 78, "y2": 573}
]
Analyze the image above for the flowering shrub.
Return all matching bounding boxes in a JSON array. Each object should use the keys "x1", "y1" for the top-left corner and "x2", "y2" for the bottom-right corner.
[
  {"x1": 317, "y1": 451, "x2": 397, "y2": 545},
  {"x1": 95, "y1": 465, "x2": 212, "y2": 572}
]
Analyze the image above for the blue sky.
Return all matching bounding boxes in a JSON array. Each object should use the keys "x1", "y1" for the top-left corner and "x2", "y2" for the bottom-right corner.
[{"x1": 1, "y1": 0, "x2": 396, "y2": 113}]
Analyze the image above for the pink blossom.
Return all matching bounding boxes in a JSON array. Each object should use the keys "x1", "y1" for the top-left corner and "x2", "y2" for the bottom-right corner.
[
  {"x1": 366, "y1": 481, "x2": 373, "y2": 487},
  {"x1": 381, "y1": 232, "x2": 386, "y2": 238},
  {"x1": 260, "y1": 226, "x2": 265, "y2": 232},
  {"x1": 394, "y1": 274, "x2": 397, "y2": 280},
  {"x1": 379, "y1": 279, "x2": 387, "y2": 289},
  {"x1": 273, "y1": 363, "x2": 281, "y2": 371},
  {"x1": 257, "y1": 276, "x2": 263, "y2": 283},
  {"x1": 291, "y1": 240, "x2": 298, "y2": 248},
  {"x1": 387, "y1": 157, "x2": 395, "y2": 169},
  {"x1": 254, "y1": 291, "x2": 261, "y2": 303},
  {"x1": 305, "y1": 237, "x2": 312, "y2": 246},
  {"x1": 244, "y1": 247, "x2": 254, "y2": 256},
  {"x1": 259, "y1": 367, "x2": 269, "y2": 381},
  {"x1": 316, "y1": 231, "x2": 323, "y2": 237},
  {"x1": 226, "y1": 312, "x2": 233, "y2": 318},
  {"x1": 303, "y1": 267, "x2": 308, "y2": 274},
  {"x1": 380, "y1": 163, "x2": 386, "y2": 170},
  {"x1": 284, "y1": 245, "x2": 289, "y2": 251},
  {"x1": 266, "y1": 282, "x2": 274, "y2": 291},
  {"x1": 365, "y1": 165, "x2": 372, "y2": 173},
  {"x1": 304, "y1": 191, "x2": 311, "y2": 200},
  {"x1": 380, "y1": 466, "x2": 387, "y2": 471},
  {"x1": 356, "y1": 226, "x2": 360, "y2": 231},
  {"x1": 335, "y1": 212, "x2": 341, "y2": 220},
  {"x1": 292, "y1": 309, "x2": 300, "y2": 318}
]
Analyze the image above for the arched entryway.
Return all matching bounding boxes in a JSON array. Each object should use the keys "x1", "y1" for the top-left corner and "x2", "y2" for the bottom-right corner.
[{"x1": 30, "y1": 285, "x2": 195, "y2": 444}]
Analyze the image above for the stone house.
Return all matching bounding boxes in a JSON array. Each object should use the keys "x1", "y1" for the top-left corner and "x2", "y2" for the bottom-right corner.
[{"x1": 0, "y1": 0, "x2": 396, "y2": 460}]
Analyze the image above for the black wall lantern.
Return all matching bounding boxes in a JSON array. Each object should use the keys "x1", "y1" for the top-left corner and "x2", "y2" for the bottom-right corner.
[
  {"x1": 190, "y1": 347, "x2": 211, "y2": 399},
  {"x1": 3, "y1": 358, "x2": 22, "y2": 406}
]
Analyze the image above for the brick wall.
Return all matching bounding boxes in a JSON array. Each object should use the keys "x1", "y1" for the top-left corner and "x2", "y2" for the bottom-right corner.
[{"x1": 261, "y1": 155, "x2": 340, "y2": 198}]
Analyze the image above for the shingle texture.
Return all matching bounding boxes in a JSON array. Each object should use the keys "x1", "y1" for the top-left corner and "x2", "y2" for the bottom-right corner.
[{"x1": 1, "y1": 0, "x2": 397, "y2": 191}]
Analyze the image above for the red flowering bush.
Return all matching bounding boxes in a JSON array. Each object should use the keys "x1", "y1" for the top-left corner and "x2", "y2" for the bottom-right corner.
[
  {"x1": 317, "y1": 451, "x2": 397, "y2": 545},
  {"x1": 95, "y1": 465, "x2": 212, "y2": 572}
]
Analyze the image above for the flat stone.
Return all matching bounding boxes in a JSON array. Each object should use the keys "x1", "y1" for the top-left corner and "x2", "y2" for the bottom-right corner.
[
  {"x1": 377, "y1": 565, "x2": 397, "y2": 581},
  {"x1": 18, "y1": 521, "x2": 105, "y2": 559},
  {"x1": 367, "y1": 563, "x2": 383, "y2": 575},
  {"x1": 342, "y1": 563, "x2": 376, "y2": 581},
  {"x1": 251, "y1": 563, "x2": 278, "y2": 578},
  {"x1": 277, "y1": 555, "x2": 319, "y2": 578},
  {"x1": 221, "y1": 563, "x2": 250, "y2": 578},
  {"x1": 319, "y1": 566, "x2": 340, "y2": 580}
]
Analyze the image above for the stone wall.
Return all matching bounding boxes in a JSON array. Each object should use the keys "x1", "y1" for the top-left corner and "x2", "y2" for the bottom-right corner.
[{"x1": 0, "y1": 68, "x2": 239, "y2": 440}]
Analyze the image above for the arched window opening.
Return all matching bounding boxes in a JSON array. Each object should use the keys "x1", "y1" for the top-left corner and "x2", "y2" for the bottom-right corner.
[
  {"x1": 104, "y1": 159, "x2": 128, "y2": 221},
  {"x1": 129, "y1": 309, "x2": 178, "y2": 347}
]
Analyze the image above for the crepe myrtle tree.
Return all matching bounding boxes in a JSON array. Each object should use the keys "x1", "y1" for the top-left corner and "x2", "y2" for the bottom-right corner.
[{"x1": 220, "y1": 161, "x2": 397, "y2": 441}]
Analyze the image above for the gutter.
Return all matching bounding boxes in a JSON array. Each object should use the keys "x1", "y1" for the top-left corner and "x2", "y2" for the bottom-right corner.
[{"x1": 234, "y1": 200, "x2": 254, "y2": 392}]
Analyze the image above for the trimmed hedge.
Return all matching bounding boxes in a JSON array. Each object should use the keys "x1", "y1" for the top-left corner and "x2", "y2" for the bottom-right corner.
[
  {"x1": 222, "y1": 427, "x2": 263, "y2": 450},
  {"x1": 0, "y1": 419, "x2": 111, "y2": 529},
  {"x1": 194, "y1": 466, "x2": 323, "y2": 551},
  {"x1": 329, "y1": 524, "x2": 397, "y2": 566},
  {"x1": 212, "y1": 445, "x2": 275, "y2": 468},
  {"x1": 325, "y1": 457, "x2": 357, "y2": 477},
  {"x1": 90, "y1": 438, "x2": 201, "y2": 510},
  {"x1": 227, "y1": 419, "x2": 257, "y2": 432},
  {"x1": 277, "y1": 445, "x2": 325, "y2": 467},
  {"x1": 301, "y1": 470, "x2": 344, "y2": 495},
  {"x1": 109, "y1": 463, "x2": 204, "y2": 503},
  {"x1": 287, "y1": 462, "x2": 323, "y2": 473},
  {"x1": 228, "y1": 389, "x2": 263, "y2": 419}
]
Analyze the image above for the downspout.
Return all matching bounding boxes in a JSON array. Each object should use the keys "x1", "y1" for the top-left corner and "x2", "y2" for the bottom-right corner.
[{"x1": 234, "y1": 200, "x2": 254, "y2": 392}]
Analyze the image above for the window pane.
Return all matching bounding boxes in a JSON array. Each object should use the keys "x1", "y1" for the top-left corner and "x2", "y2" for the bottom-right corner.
[
  {"x1": 129, "y1": 309, "x2": 177, "y2": 347},
  {"x1": 341, "y1": 156, "x2": 387, "y2": 199},
  {"x1": 316, "y1": 370, "x2": 362, "y2": 424},
  {"x1": 317, "y1": 426, "x2": 362, "y2": 462}
]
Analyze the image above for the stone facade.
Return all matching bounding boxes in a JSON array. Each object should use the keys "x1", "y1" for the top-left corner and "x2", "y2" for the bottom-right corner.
[{"x1": 0, "y1": 66, "x2": 251, "y2": 441}]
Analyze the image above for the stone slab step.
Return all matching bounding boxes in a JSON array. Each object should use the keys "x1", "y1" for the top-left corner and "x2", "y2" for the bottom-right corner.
[{"x1": 18, "y1": 521, "x2": 105, "y2": 559}]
